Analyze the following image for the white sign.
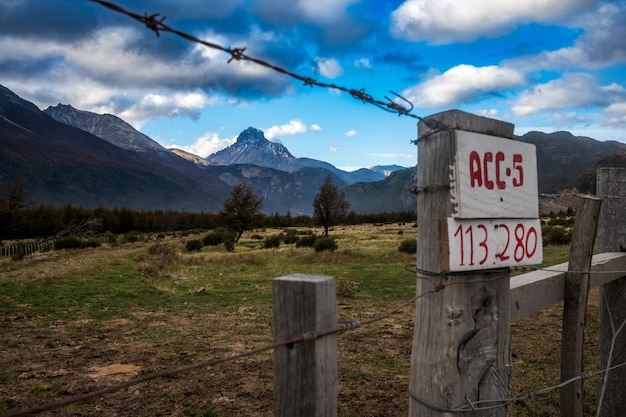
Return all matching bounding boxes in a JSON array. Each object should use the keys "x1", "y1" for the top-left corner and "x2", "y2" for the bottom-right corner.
[
  {"x1": 444, "y1": 218, "x2": 543, "y2": 272},
  {"x1": 452, "y1": 131, "x2": 538, "y2": 219}
]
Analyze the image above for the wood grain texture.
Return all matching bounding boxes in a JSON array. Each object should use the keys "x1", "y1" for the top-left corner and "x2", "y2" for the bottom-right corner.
[
  {"x1": 273, "y1": 274, "x2": 337, "y2": 417},
  {"x1": 560, "y1": 196, "x2": 601, "y2": 417},
  {"x1": 597, "y1": 168, "x2": 626, "y2": 417},
  {"x1": 410, "y1": 110, "x2": 513, "y2": 416}
]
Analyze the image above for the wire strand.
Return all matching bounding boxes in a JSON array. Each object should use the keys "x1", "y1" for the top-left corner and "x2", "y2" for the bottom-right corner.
[{"x1": 88, "y1": 0, "x2": 447, "y2": 129}]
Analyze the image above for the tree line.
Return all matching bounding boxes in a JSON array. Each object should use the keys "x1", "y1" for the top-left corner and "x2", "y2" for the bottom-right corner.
[{"x1": 0, "y1": 176, "x2": 416, "y2": 243}]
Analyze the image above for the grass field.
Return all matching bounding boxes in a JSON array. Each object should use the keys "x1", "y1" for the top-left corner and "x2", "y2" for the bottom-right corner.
[{"x1": 0, "y1": 224, "x2": 600, "y2": 416}]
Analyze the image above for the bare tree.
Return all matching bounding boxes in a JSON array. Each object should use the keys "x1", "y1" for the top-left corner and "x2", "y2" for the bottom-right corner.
[
  {"x1": 313, "y1": 174, "x2": 350, "y2": 236},
  {"x1": 220, "y1": 183, "x2": 264, "y2": 242}
]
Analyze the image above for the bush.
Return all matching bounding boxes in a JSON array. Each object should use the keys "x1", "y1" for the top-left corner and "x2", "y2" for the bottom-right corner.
[
  {"x1": 221, "y1": 229, "x2": 237, "y2": 249},
  {"x1": 142, "y1": 242, "x2": 178, "y2": 276},
  {"x1": 203, "y1": 230, "x2": 224, "y2": 246},
  {"x1": 398, "y1": 238, "x2": 417, "y2": 254},
  {"x1": 120, "y1": 231, "x2": 143, "y2": 244},
  {"x1": 314, "y1": 236, "x2": 338, "y2": 252},
  {"x1": 282, "y1": 230, "x2": 299, "y2": 245},
  {"x1": 263, "y1": 234, "x2": 282, "y2": 249},
  {"x1": 185, "y1": 239, "x2": 203, "y2": 252},
  {"x1": 55, "y1": 237, "x2": 101, "y2": 250},
  {"x1": 224, "y1": 240, "x2": 235, "y2": 252},
  {"x1": 296, "y1": 234, "x2": 317, "y2": 248},
  {"x1": 203, "y1": 228, "x2": 237, "y2": 250},
  {"x1": 542, "y1": 226, "x2": 572, "y2": 246}
]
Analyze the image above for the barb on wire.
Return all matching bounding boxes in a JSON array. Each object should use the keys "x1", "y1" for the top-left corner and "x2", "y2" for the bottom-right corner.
[{"x1": 89, "y1": 0, "x2": 445, "y2": 129}]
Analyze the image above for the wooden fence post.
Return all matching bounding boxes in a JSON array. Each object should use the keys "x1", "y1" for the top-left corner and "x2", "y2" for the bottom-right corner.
[
  {"x1": 409, "y1": 110, "x2": 513, "y2": 416},
  {"x1": 273, "y1": 274, "x2": 337, "y2": 417},
  {"x1": 560, "y1": 195, "x2": 601, "y2": 417},
  {"x1": 597, "y1": 167, "x2": 626, "y2": 417}
]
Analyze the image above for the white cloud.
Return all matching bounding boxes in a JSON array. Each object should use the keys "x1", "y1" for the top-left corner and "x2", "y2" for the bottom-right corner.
[
  {"x1": 316, "y1": 57, "x2": 344, "y2": 78},
  {"x1": 120, "y1": 91, "x2": 215, "y2": 128},
  {"x1": 477, "y1": 109, "x2": 499, "y2": 117},
  {"x1": 172, "y1": 132, "x2": 237, "y2": 158},
  {"x1": 354, "y1": 58, "x2": 372, "y2": 69},
  {"x1": 511, "y1": 72, "x2": 625, "y2": 116},
  {"x1": 391, "y1": 0, "x2": 595, "y2": 44},
  {"x1": 264, "y1": 120, "x2": 320, "y2": 140},
  {"x1": 298, "y1": 0, "x2": 360, "y2": 23},
  {"x1": 0, "y1": 24, "x2": 288, "y2": 127},
  {"x1": 505, "y1": 2, "x2": 626, "y2": 72},
  {"x1": 345, "y1": 130, "x2": 357, "y2": 137},
  {"x1": 329, "y1": 146, "x2": 341, "y2": 152},
  {"x1": 402, "y1": 64, "x2": 525, "y2": 107},
  {"x1": 604, "y1": 102, "x2": 626, "y2": 127}
]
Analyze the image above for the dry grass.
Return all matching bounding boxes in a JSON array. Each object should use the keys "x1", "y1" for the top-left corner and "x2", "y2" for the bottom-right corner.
[{"x1": 0, "y1": 224, "x2": 600, "y2": 416}]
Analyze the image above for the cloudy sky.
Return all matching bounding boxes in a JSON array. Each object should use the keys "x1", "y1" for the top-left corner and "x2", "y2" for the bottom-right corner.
[{"x1": 1, "y1": 0, "x2": 625, "y2": 171}]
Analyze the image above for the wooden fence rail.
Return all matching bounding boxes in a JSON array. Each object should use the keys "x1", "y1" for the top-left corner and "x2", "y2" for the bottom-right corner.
[{"x1": 510, "y1": 252, "x2": 626, "y2": 322}]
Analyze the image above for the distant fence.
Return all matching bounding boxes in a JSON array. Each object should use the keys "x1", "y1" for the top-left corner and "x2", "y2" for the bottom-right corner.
[
  {"x1": 1, "y1": 236, "x2": 110, "y2": 259},
  {"x1": 1, "y1": 241, "x2": 55, "y2": 258}
]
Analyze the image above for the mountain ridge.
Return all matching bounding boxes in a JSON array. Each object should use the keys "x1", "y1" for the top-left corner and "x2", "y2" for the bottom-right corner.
[{"x1": 2, "y1": 84, "x2": 625, "y2": 215}]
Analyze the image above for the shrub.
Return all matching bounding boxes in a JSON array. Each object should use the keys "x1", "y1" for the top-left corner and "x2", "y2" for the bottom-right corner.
[
  {"x1": 542, "y1": 226, "x2": 572, "y2": 246},
  {"x1": 337, "y1": 277, "x2": 358, "y2": 297},
  {"x1": 296, "y1": 234, "x2": 317, "y2": 248},
  {"x1": 398, "y1": 238, "x2": 417, "y2": 254},
  {"x1": 224, "y1": 240, "x2": 235, "y2": 252},
  {"x1": 283, "y1": 230, "x2": 299, "y2": 245},
  {"x1": 250, "y1": 234, "x2": 264, "y2": 240},
  {"x1": 263, "y1": 234, "x2": 282, "y2": 249},
  {"x1": 55, "y1": 237, "x2": 84, "y2": 250},
  {"x1": 55, "y1": 237, "x2": 101, "y2": 250},
  {"x1": 203, "y1": 230, "x2": 224, "y2": 246},
  {"x1": 185, "y1": 239, "x2": 203, "y2": 252},
  {"x1": 221, "y1": 229, "x2": 237, "y2": 250},
  {"x1": 120, "y1": 231, "x2": 143, "y2": 243},
  {"x1": 314, "y1": 236, "x2": 338, "y2": 252}
]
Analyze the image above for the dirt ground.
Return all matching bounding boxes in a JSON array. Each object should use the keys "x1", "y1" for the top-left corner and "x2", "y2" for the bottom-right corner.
[
  {"x1": 0, "y1": 239, "x2": 593, "y2": 417},
  {"x1": 1, "y1": 307, "x2": 414, "y2": 417}
]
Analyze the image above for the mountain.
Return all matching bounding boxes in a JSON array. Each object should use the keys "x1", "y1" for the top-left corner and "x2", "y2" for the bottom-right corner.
[
  {"x1": 171, "y1": 148, "x2": 213, "y2": 167},
  {"x1": 573, "y1": 149, "x2": 626, "y2": 194},
  {"x1": 3, "y1": 84, "x2": 626, "y2": 216},
  {"x1": 0, "y1": 85, "x2": 230, "y2": 211},
  {"x1": 205, "y1": 164, "x2": 348, "y2": 215},
  {"x1": 206, "y1": 127, "x2": 385, "y2": 185},
  {"x1": 343, "y1": 132, "x2": 626, "y2": 214},
  {"x1": 44, "y1": 104, "x2": 165, "y2": 154},
  {"x1": 344, "y1": 167, "x2": 417, "y2": 214},
  {"x1": 517, "y1": 131, "x2": 626, "y2": 193},
  {"x1": 43, "y1": 104, "x2": 212, "y2": 176},
  {"x1": 369, "y1": 165, "x2": 407, "y2": 177}
]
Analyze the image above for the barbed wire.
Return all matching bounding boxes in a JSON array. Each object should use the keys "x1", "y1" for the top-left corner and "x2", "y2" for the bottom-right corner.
[
  {"x1": 408, "y1": 330, "x2": 626, "y2": 415},
  {"x1": 88, "y1": 0, "x2": 448, "y2": 131}
]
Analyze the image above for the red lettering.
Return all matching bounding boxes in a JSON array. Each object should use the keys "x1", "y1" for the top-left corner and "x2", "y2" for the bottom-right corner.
[
  {"x1": 495, "y1": 151, "x2": 506, "y2": 190},
  {"x1": 469, "y1": 151, "x2": 482, "y2": 188},
  {"x1": 483, "y1": 152, "x2": 494, "y2": 190},
  {"x1": 513, "y1": 154, "x2": 524, "y2": 186}
]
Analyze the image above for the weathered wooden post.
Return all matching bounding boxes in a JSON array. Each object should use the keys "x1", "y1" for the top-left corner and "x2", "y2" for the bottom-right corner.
[
  {"x1": 560, "y1": 195, "x2": 601, "y2": 417},
  {"x1": 273, "y1": 274, "x2": 337, "y2": 417},
  {"x1": 410, "y1": 110, "x2": 541, "y2": 416},
  {"x1": 597, "y1": 167, "x2": 626, "y2": 417}
]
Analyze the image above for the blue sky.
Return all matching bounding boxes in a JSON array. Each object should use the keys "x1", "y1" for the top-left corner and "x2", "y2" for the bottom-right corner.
[{"x1": 1, "y1": 0, "x2": 625, "y2": 171}]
